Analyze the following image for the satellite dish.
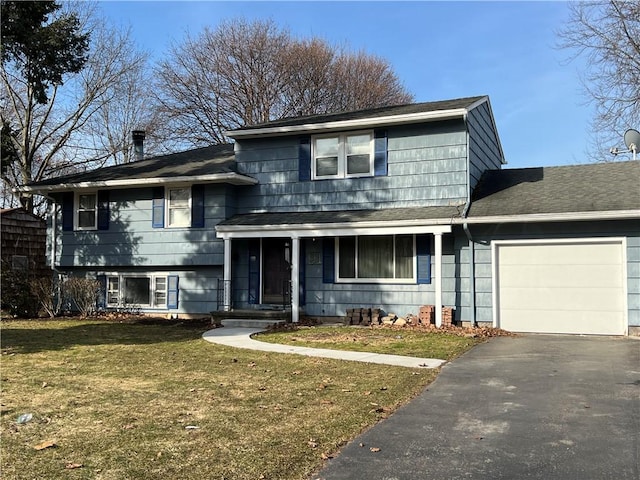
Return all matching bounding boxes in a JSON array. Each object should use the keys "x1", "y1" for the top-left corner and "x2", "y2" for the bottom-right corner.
[{"x1": 623, "y1": 128, "x2": 640, "y2": 150}]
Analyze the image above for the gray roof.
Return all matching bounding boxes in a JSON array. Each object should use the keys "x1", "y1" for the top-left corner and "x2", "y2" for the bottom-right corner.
[
  {"x1": 228, "y1": 96, "x2": 487, "y2": 132},
  {"x1": 219, "y1": 206, "x2": 463, "y2": 228},
  {"x1": 469, "y1": 161, "x2": 640, "y2": 217},
  {"x1": 26, "y1": 144, "x2": 237, "y2": 187}
]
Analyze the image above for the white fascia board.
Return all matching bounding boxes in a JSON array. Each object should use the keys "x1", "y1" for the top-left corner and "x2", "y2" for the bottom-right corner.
[
  {"x1": 225, "y1": 109, "x2": 468, "y2": 139},
  {"x1": 217, "y1": 222, "x2": 452, "y2": 239},
  {"x1": 18, "y1": 172, "x2": 258, "y2": 193},
  {"x1": 459, "y1": 210, "x2": 640, "y2": 224}
]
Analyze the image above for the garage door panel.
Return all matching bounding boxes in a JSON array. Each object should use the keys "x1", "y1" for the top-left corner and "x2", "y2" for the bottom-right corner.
[
  {"x1": 498, "y1": 264, "x2": 623, "y2": 288},
  {"x1": 500, "y1": 309, "x2": 625, "y2": 335},
  {"x1": 496, "y1": 240, "x2": 626, "y2": 335},
  {"x1": 499, "y1": 286, "x2": 624, "y2": 312},
  {"x1": 498, "y1": 242, "x2": 621, "y2": 266}
]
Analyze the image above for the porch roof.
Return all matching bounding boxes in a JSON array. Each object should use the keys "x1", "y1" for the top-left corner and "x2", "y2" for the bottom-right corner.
[{"x1": 216, "y1": 206, "x2": 459, "y2": 238}]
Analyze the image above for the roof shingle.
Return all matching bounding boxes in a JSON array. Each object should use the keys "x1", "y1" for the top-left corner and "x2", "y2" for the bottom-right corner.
[{"x1": 469, "y1": 161, "x2": 640, "y2": 217}]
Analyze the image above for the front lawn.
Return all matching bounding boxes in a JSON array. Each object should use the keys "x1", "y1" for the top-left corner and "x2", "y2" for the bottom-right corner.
[
  {"x1": 256, "y1": 326, "x2": 483, "y2": 360},
  {"x1": 1, "y1": 319, "x2": 480, "y2": 479}
]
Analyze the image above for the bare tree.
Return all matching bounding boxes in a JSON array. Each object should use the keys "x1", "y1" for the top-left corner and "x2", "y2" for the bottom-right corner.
[
  {"x1": 1, "y1": 2, "x2": 154, "y2": 212},
  {"x1": 154, "y1": 18, "x2": 413, "y2": 148},
  {"x1": 558, "y1": 1, "x2": 640, "y2": 161}
]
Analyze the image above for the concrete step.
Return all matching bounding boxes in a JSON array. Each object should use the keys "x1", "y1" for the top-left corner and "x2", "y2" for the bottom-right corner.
[{"x1": 221, "y1": 319, "x2": 286, "y2": 329}]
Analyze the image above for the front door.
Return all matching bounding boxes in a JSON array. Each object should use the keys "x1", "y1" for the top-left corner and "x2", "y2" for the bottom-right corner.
[{"x1": 262, "y1": 238, "x2": 291, "y2": 304}]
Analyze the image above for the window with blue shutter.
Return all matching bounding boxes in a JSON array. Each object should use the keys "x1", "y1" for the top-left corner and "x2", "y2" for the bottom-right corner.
[
  {"x1": 97, "y1": 190, "x2": 110, "y2": 230},
  {"x1": 167, "y1": 275, "x2": 179, "y2": 309},
  {"x1": 416, "y1": 234, "x2": 431, "y2": 284},
  {"x1": 152, "y1": 187, "x2": 164, "y2": 228},
  {"x1": 322, "y1": 238, "x2": 335, "y2": 284},
  {"x1": 299, "y1": 136, "x2": 311, "y2": 181},
  {"x1": 373, "y1": 129, "x2": 388, "y2": 176},
  {"x1": 191, "y1": 184, "x2": 205, "y2": 228}
]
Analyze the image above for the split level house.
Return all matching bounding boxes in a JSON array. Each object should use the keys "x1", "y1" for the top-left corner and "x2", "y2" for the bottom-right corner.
[{"x1": 20, "y1": 96, "x2": 640, "y2": 335}]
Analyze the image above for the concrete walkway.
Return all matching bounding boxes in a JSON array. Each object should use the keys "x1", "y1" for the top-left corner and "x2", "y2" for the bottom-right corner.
[{"x1": 202, "y1": 327, "x2": 446, "y2": 369}]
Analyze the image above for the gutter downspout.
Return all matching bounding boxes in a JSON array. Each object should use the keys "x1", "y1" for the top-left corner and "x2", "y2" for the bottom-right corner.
[{"x1": 462, "y1": 114, "x2": 477, "y2": 327}]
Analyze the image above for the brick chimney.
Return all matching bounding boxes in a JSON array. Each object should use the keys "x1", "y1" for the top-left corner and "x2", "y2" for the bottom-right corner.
[{"x1": 132, "y1": 130, "x2": 145, "y2": 161}]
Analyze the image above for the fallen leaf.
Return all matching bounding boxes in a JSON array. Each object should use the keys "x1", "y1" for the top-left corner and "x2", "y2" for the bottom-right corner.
[
  {"x1": 370, "y1": 447, "x2": 381, "y2": 452},
  {"x1": 42, "y1": 382, "x2": 48, "y2": 388},
  {"x1": 320, "y1": 400, "x2": 333, "y2": 405},
  {"x1": 321, "y1": 452, "x2": 333, "y2": 460},
  {"x1": 380, "y1": 387, "x2": 388, "y2": 391},
  {"x1": 308, "y1": 440, "x2": 318, "y2": 448},
  {"x1": 248, "y1": 362, "x2": 256, "y2": 368},
  {"x1": 359, "y1": 443, "x2": 365, "y2": 448},
  {"x1": 34, "y1": 440, "x2": 56, "y2": 451},
  {"x1": 363, "y1": 391, "x2": 371, "y2": 396},
  {"x1": 65, "y1": 462, "x2": 83, "y2": 470},
  {"x1": 341, "y1": 389, "x2": 351, "y2": 392}
]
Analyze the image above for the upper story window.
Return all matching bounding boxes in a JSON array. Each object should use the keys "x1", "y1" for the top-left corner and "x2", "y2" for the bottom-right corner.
[
  {"x1": 167, "y1": 187, "x2": 191, "y2": 227},
  {"x1": 152, "y1": 185, "x2": 204, "y2": 229},
  {"x1": 312, "y1": 131, "x2": 374, "y2": 180},
  {"x1": 76, "y1": 192, "x2": 97, "y2": 230}
]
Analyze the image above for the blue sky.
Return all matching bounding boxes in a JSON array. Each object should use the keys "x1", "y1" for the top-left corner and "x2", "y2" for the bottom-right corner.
[{"x1": 98, "y1": 1, "x2": 596, "y2": 169}]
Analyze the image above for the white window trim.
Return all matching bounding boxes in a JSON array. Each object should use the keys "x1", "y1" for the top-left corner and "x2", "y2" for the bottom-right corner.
[
  {"x1": 335, "y1": 234, "x2": 417, "y2": 284},
  {"x1": 75, "y1": 191, "x2": 98, "y2": 230},
  {"x1": 105, "y1": 273, "x2": 170, "y2": 309},
  {"x1": 312, "y1": 130, "x2": 374, "y2": 180},
  {"x1": 165, "y1": 185, "x2": 191, "y2": 228}
]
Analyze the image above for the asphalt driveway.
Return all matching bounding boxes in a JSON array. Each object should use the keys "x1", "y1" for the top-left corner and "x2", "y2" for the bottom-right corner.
[{"x1": 314, "y1": 335, "x2": 640, "y2": 480}]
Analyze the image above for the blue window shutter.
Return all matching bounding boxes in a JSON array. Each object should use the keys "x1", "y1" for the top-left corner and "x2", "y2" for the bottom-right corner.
[
  {"x1": 299, "y1": 136, "x2": 311, "y2": 181},
  {"x1": 152, "y1": 187, "x2": 164, "y2": 228},
  {"x1": 191, "y1": 184, "x2": 205, "y2": 228},
  {"x1": 248, "y1": 239, "x2": 260, "y2": 304},
  {"x1": 62, "y1": 192, "x2": 74, "y2": 231},
  {"x1": 374, "y1": 129, "x2": 388, "y2": 176},
  {"x1": 167, "y1": 275, "x2": 179, "y2": 309},
  {"x1": 97, "y1": 190, "x2": 110, "y2": 230},
  {"x1": 96, "y1": 275, "x2": 107, "y2": 310},
  {"x1": 322, "y1": 238, "x2": 335, "y2": 284},
  {"x1": 416, "y1": 234, "x2": 431, "y2": 284},
  {"x1": 299, "y1": 240, "x2": 306, "y2": 306}
]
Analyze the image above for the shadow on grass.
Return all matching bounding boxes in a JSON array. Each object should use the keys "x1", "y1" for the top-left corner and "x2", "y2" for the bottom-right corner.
[{"x1": 1, "y1": 318, "x2": 212, "y2": 354}]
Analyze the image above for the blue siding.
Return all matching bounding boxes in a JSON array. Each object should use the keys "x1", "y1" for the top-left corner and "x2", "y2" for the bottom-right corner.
[
  {"x1": 234, "y1": 120, "x2": 469, "y2": 213},
  {"x1": 467, "y1": 101, "x2": 504, "y2": 190},
  {"x1": 55, "y1": 185, "x2": 232, "y2": 268}
]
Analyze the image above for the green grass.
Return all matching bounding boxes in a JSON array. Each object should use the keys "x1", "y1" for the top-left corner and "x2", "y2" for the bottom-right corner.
[{"x1": 1, "y1": 319, "x2": 481, "y2": 479}]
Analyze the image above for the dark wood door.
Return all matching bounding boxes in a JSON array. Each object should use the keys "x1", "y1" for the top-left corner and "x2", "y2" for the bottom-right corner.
[{"x1": 262, "y1": 238, "x2": 290, "y2": 304}]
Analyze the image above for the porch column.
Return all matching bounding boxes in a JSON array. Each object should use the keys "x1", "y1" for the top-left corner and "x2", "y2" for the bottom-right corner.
[
  {"x1": 291, "y1": 236, "x2": 300, "y2": 323},
  {"x1": 434, "y1": 232, "x2": 443, "y2": 327},
  {"x1": 223, "y1": 237, "x2": 232, "y2": 311}
]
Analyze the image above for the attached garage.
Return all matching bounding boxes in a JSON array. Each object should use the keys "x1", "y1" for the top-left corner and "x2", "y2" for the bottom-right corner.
[{"x1": 493, "y1": 239, "x2": 627, "y2": 335}]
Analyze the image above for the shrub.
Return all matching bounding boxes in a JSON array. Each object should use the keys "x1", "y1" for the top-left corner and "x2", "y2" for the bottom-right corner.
[
  {"x1": 30, "y1": 276, "x2": 61, "y2": 318},
  {"x1": 64, "y1": 277, "x2": 100, "y2": 317},
  {"x1": 1, "y1": 267, "x2": 39, "y2": 318}
]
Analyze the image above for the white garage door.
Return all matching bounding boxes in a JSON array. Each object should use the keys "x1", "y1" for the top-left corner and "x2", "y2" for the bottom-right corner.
[{"x1": 494, "y1": 239, "x2": 626, "y2": 335}]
